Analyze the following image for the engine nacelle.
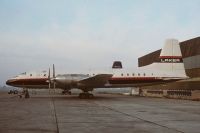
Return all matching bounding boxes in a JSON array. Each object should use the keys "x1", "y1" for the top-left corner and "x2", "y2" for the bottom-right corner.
[
  {"x1": 54, "y1": 74, "x2": 89, "y2": 88},
  {"x1": 55, "y1": 75, "x2": 73, "y2": 85}
]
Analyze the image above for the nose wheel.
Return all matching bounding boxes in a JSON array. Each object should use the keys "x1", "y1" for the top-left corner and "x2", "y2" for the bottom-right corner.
[
  {"x1": 24, "y1": 90, "x2": 30, "y2": 98},
  {"x1": 18, "y1": 89, "x2": 30, "y2": 98},
  {"x1": 79, "y1": 92, "x2": 94, "y2": 99}
]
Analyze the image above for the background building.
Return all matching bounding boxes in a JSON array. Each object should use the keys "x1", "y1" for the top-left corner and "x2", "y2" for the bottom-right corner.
[{"x1": 138, "y1": 37, "x2": 200, "y2": 100}]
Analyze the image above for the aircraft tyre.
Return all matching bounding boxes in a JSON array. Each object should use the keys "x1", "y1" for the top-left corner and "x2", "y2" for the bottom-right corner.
[
  {"x1": 89, "y1": 93, "x2": 94, "y2": 98},
  {"x1": 79, "y1": 93, "x2": 93, "y2": 99},
  {"x1": 25, "y1": 90, "x2": 30, "y2": 98},
  {"x1": 62, "y1": 90, "x2": 72, "y2": 95}
]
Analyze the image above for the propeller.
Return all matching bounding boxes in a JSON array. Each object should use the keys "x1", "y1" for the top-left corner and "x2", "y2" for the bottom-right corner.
[{"x1": 47, "y1": 64, "x2": 56, "y2": 89}]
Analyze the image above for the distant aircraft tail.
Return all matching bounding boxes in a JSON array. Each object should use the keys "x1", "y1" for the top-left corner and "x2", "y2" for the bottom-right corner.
[
  {"x1": 148, "y1": 39, "x2": 187, "y2": 77},
  {"x1": 112, "y1": 61, "x2": 123, "y2": 69}
]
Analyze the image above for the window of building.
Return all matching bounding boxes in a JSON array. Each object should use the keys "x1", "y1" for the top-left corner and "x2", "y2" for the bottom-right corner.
[
  {"x1": 132, "y1": 73, "x2": 134, "y2": 76},
  {"x1": 30, "y1": 74, "x2": 32, "y2": 76},
  {"x1": 121, "y1": 73, "x2": 123, "y2": 76},
  {"x1": 138, "y1": 73, "x2": 140, "y2": 76},
  {"x1": 127, "y1": 73, "x2": 129, "y2": 76},
  {"x1": 143, "y1": 73, "x2": 146, "y2": 76}
]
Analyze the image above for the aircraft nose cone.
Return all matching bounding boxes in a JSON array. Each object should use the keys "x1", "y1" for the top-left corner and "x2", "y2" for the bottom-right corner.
[
  {"x1": 6, "y1": 80, "x2": 11, "y2": 85},
  {"x1": 6, "y1": 79, "x2": 16, "y2": 86}
]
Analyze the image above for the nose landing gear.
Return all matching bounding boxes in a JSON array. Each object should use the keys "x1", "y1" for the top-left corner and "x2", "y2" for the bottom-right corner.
[
  {"x1": 24, "y1": 90, "x2": 30, "y2": 98},
  {"x1": 18, "y1": 89, "x2": 30, "y2": 98}
]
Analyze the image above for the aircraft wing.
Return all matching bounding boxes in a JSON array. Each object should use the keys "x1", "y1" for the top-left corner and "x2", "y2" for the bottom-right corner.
[
  {"x1": 177, "y1": 77, "x2": 200, "y2": 82},
  {"x1": 78, "y1": 74, "x2": 113, "y2": 86}
]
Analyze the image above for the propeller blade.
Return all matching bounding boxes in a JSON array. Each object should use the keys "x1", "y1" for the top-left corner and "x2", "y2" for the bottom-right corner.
[
  {"x1": 53, "y1": 64, "x2": 55, "y2": 78},
  {"x1": 48, "y1": 68, "x2": 51, "y2": 89},
  {"x1": 53, "y1": 64, "x2": 56, "y2": 89}
]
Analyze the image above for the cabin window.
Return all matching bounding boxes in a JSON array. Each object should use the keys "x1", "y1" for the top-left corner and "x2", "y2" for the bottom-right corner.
[
  {"x1": 152, "y1": 73, "x2": 153, "y2": 76},
  {"x1": 138, "y1": 73, "x2": 140, "y2": 76},
  {"x1": 132, "y1": 73, "x2": 134, "y2": 76},
  {"x1": 121, "y1": 73, "x2": 123, "y2": 76},
  {"x1": 127, "y1": 73, "x2": 129, "y2": 76},
  {"x1": 143, "y1": 73, "x2": 146, "y2": 76},
  {"x1": 30, "y1": 74, "x2": 32, "y2": 76}
]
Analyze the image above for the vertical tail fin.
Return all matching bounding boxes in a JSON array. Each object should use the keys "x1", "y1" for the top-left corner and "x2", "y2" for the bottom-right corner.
[
  {"x1": 151, "y1": 39, "x2": 187, "y2": 77},
  {"x1": 145, "y1": 39, "x2": 187, "y2": 77},
  {"x1": 112, "y1": 61, "x2": 123, "y2": 69}
]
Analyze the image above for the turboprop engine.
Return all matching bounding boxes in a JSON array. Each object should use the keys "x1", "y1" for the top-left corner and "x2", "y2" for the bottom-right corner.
[
  {"x1": 47, "y1": 64, "x2": 90, "y2": 89},
  {"x1": 54, "y1": 74, "x2": 89, "y2": 88}
]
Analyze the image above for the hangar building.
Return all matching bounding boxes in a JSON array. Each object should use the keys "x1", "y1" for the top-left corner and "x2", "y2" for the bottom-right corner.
[{"x1": 138, "y1": 37, "x2": 200, "y2": 100}]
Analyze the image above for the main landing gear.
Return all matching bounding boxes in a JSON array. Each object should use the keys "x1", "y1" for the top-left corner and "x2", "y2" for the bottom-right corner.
[
  {"x1": 79, "y1": 92, "x2": 94, "y2": 99},
  {"x1": 62, "y1": 90, "x2": 72, "y2": 95}
]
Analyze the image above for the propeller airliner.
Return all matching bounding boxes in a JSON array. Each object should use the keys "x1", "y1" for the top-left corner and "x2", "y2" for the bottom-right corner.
[{"x1": 6, "y1": 39, "x2": 188, "y2": 98}]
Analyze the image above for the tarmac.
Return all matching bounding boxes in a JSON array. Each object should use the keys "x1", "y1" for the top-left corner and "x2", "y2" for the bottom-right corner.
[{"x1": 0, "y1": 91, "x2": 200, "y2": 133}]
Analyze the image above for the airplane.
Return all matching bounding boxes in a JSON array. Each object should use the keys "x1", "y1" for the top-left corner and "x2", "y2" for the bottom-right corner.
[{"x1": 6, "y1": 39, "x2": 189, "y2": 98}]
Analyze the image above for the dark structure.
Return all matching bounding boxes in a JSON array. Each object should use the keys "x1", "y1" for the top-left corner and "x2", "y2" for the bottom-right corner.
[{"x1": 138, "y1": 37, "x2": 200, "y2": 99}]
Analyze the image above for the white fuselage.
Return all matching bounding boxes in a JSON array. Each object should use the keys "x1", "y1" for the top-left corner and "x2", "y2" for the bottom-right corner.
[{"x1": 6, "y1": 67, "x2": 187, "y2": 89}]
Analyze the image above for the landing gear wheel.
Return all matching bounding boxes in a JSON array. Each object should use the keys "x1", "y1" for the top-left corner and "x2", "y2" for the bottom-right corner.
[
  {"x1": 62, "y1": 90, "x2": 72, "y2": 95},
  {"x1": 24, "y1": 90, "x2": 30, "y2": 98},
  {"x1": 79, "y1": 93, "x2": 94, "y2": 99},
  {"x1": 79, "y1": 93, "x2": 85, "y2": 99},
  {"x1": 89, "y1": 93, "x2": 94, "y2": 98}
]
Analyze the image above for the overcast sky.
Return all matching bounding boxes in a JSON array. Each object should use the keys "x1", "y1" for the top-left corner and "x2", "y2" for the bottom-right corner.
[{"x1": 1, "y1": 0, "x2": 200, "y2": 85}]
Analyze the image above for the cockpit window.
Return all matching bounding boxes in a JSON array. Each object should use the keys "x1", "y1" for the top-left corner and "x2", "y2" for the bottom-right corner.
[{"x1": 21, "y1": 72, "x2": 26, "y2": 75}]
